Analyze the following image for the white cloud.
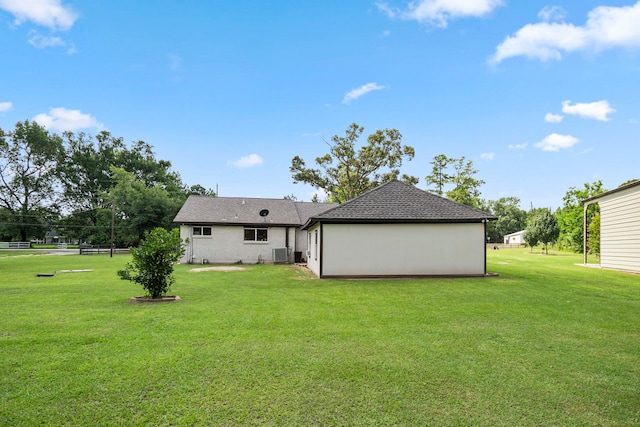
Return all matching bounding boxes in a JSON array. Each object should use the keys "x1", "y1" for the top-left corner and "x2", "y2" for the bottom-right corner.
[
  {"x1": 480, "y1": 152, "x2": 495, "y2": 160},
  {"x1": 28, "y1": 31, "x2": 64, "y2": 48},
  {"x1": 508, "y1": 142, "x2": 528, "y2": 150},
  {"x1": 232, "y1": 153, "x2": 264, "y2": 168},
  {"x1": 538, "y1": 6, "x2": 567, "y2": 23},
  {"x1": 377, "y1": 0, "x2": 504, "y2": 28},
  {"x1": 562, "y1": 100, "x2": 615, "y2": 121},
  {"x1": 491, "y1": 1, "x2": 640, "y2": 63},
  {"x1": 0, "y1": 101, "x2": 13, "y2": 113},
  {"x1": 534, "y1": 133, "x2": 579, "y2": 152},
  {"x1": 544, "y1": 113, "x2": 563, "y2": 123},
  {"x1": 33, "y1": 107, "x2": 103, "y2": 132},
  {"x1": 0, "y1": 0, "x2": 78, "y2": 31},
  {"x1": 342, "y1": 82, "x2": 385, "y2": 104}
]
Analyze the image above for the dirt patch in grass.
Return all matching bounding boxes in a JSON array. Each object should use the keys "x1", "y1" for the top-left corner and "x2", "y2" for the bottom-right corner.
[{"x1": 189, "y1": 266, "x2": 247, "y2": 272}]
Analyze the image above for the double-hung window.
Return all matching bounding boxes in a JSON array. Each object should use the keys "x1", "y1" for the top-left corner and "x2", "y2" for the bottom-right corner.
[
  {"x1": 193, "y1": 226, "x2": 212, "y2": 236},
  {"x1": 244, "y1": 227, "x2": 268, "y2": 242}
]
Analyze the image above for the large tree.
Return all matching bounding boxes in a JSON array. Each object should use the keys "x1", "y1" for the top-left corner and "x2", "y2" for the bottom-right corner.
[
  {"x1": 105, "y1": 167, "x2": 182, "y2": 247},
  {"x1": 58, "y1": 131, "x2": 199, "y2": 244},
  {"x1": 425, "y1": 154, "x2": 484, "y2": 208},
  {"x1": 482, "y1": 197, "x2": 527, "y2": 243},
  {"x1": 290, "y1": 123, "x2": 417, "y2": 203},
  {"x1": 0, "y1": 121, "x2": 64, "y2": 241},
  {"x1": 526, "y1": 208, "x2": 560, "y2": 255},
  {"x1": 556, "y1": 181, "x2": 605, "y2": 252}
]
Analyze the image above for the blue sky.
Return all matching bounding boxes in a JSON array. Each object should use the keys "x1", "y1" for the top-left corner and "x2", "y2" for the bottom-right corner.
[{"x1": 1, "y1": 0, "x2": 639, "y2": 209}]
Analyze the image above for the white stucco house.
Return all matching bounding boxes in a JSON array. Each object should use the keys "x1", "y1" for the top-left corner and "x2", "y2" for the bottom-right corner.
[
  {"x1": 583, "y1": 180, "x2": 640, "y2": 273},
  {"x1": 503, "y1": 230, "x2": 526, "y2": 245},
  {"x1": 173, "y1": 196, "x2": 336, "y2": 264},
  {"x1": 302, "y1": 180, "x2": 497, "y2": 278}
]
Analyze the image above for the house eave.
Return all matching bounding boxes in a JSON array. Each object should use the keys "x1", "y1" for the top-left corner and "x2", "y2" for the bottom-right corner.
[{"x1": 303, "y1": 216, "x2": 497, "y2": 230}]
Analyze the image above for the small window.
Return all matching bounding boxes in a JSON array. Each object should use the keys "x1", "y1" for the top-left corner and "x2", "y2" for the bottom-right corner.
[
  {"x1": 193, "y1": 226, "x2": 212, "y2": 236},
  {"x1": 244, "y1": 227, "x2": 268, "y2": 242}
]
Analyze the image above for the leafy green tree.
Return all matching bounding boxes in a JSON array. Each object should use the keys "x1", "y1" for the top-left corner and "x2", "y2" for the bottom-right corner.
[
  {"x1": 523, "y1": 228, "x2": 539, "y2": 252},
  {"x1": 106, "y1": 167, "x2": 182, "y2": 246},
  {"x1": 425, "y1": 154, "x2": 485, "y2": 208},
  {"x1": 59, "y1": 131, "x2": 203, "y2": 244},
  {"x1": 527, "y1": 209, "x2": 560, "y2": 255},
  {"x1": 425, "y1": 154, "x2": 452, "y2": 196},
  {"x1": 556, "y1": 181, "x2": 605, "y2": 252},
  {"x1": 0, "y1": 120, "x2": 64, "y2": 241},
  {"x1": 482, "y1": 197, "x2": 527, "y2": 243},
  {"x1": 187, "y1": 184, "x2": 217, "y2": 197},
  {"x1": 290, "y1": 123, "x2": 417, "y2": 203},
  {"x1": 118, "y1": 227, "x2": 186, "y2": 299}
]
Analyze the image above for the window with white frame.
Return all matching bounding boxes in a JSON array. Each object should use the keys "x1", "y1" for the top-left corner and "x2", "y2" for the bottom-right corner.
[
  {"x1": 193, "y1": 226, "x2": 212, "y2": 236},
  {"x1": 244, "y1": 227, "x2": 268, "y2": 242}
]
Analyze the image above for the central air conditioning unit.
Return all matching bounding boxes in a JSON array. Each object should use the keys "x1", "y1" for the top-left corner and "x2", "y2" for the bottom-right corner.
[{"x1": 272, "y1": 247, "x2": 288, "y2": 263}]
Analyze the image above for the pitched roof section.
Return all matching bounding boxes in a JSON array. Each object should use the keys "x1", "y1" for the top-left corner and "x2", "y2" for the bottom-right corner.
[
  {"x1": 305, "y1": 180, "x2": 497, "y2": 226},
  {"x1": 173, "y1": 195, "x2": 336, "y2": 227}
]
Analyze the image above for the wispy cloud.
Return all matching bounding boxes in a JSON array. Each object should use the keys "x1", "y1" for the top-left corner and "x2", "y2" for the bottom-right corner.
[
  {"x1": 0, "y1": 101, "x2": 13, "y2": 113},
  {"x1": 508, "y1": 142, "x2": 528, "y2": 150},
  {"x1": 562, "y1": 100, "x2": 615, "y2": 121},
  {"x1": 0, "y1": 0, "x2": 78, "y2": 31},
  {"x1": 544, "y1": 113, "x2": 563, "y2": 123},
  {"x1": 377, "y1": 0, "x2": 504, "y2": 28},
  {"x1": 33, "y1": 107, "x2": 103, "y2": 132},
  {"x1": 232, "y1": 153, "x2": 264, "y2": 168},
  {"x1": 534, "y1": 133, "x2": 579, "y2": 152},
  {"x1": 342, "y1": 82, "x2": 385, "y2": 104},
  {"x1": 491, "y1": 1, "x2": 640, "y2": 63},
  {"x1": 480, "y1": 152, "x2": 495, "y2": 160}
]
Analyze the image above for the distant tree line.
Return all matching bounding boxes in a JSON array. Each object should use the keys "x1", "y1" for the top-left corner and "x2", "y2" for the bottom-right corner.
[
  {"x1": 0, "y1": 120, "x2": 215, "y2": 246},
  {"x1": 2, "y1": 119, "x2": 635, "y2": 252},
  {"x1": 289, "y1": 123, "x2": 638, "y2": 254}
]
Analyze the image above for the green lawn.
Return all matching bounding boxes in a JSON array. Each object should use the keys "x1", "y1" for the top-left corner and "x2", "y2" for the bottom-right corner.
[{"x1": 1, "y1": 249, "x2": 638, "y2": 426}]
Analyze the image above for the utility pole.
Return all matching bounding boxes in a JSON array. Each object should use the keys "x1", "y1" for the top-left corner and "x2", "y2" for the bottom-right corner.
[{"x1": 110, "y1": 202, "x2": 115, "y2": 258}]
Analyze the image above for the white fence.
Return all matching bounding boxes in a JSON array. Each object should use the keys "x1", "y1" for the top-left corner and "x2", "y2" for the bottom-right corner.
[{"x1": 0, "y1": 242, "x2": 31, "y2": 249}]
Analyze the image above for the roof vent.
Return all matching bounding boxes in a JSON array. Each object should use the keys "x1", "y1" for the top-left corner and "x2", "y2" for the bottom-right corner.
[{"x1": 259, "y1": 209, "x2": 269, "y2": 217}]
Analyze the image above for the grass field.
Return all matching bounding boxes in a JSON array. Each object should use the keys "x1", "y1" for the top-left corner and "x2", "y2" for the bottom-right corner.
[{"x1": 1, "y1": 249, "x2": 639, "y2": 426}]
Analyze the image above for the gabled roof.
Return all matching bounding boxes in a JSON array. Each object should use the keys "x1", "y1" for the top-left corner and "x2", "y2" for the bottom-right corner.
[
  {"x1": 304, "y1": 180, "x2": 497, "y2": 228},
  {"x1": 173, "y1": 195, "x2": 336, "y2": 227}
]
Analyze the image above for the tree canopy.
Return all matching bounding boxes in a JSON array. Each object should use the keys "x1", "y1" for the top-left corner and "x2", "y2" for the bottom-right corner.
[
  {"x1": 555, "y1": 181, "x2": 605, "y2": 252},
  {"x1": 0, "y1": 121, "x2": 214, "y2": 244},
  {"x1": 425, "y1": 154, "x2": 485, "y2": 208},
  {"x1": 290, "y1": 123, "x2": 417, "y2": 203},
  {"x1": 0, "y1": 120, "x2": 64, "y2": 241}
]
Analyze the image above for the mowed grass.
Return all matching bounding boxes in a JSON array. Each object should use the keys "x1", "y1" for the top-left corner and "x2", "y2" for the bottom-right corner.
[{"x1": 1, "y1": 249, "x2": 639, "y2": 426}]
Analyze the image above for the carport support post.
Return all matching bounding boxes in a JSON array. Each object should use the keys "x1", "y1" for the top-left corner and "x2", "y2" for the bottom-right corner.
[{"x1": 583, "y1": 201, "x2": 593, "y2": 265}]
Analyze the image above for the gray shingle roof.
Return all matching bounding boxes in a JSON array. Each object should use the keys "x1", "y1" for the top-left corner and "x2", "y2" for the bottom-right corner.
[
  {"x1": 173, "y1": 196, "x2": 337, "y2": 227},
  {"x1": 305, "y1": 180, "x2": 497, "y2": 226}
]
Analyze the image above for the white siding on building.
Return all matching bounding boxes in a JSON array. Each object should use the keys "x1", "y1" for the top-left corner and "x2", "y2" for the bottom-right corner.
[
  {"x1": 180, "y1": 225, "x2": 292, "y2": 264},
  {"x1": 314, "y1": 223, "x2": 485, "y2": 277},
  {"x1": 597, "y1": 185, "x2": 640, "y2": 273}
]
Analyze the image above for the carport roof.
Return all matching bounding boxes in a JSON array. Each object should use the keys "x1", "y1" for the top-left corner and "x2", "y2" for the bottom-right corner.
[{"x1": 304, "y1": 180, "x2": 497, "y2": 227}]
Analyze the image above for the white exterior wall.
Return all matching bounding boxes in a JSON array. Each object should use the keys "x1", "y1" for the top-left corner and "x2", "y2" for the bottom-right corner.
[
  {"x1": 179, "y1": 224, "x2": 296, "y2": 264},
  {"x1": 597, "y1": 185, "x2": 640, "y2": 273},
  {"x1": 504, "y1": 230, "x2": 525, "y2": 245},
  {"x1": 311, "y1": 222, "x2": 485, "y2": 277},
  {"x1": 306, "y1": 224, "x2": 321, "y2": 276}
]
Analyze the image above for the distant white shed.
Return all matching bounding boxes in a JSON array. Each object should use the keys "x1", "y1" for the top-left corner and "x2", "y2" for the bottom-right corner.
[
  {"x1": 503, "y1": 230, "x2": 526, "y2": 245},
  {"x1": 583, "y1": 180, "x2": 640, "y2": 273}
]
